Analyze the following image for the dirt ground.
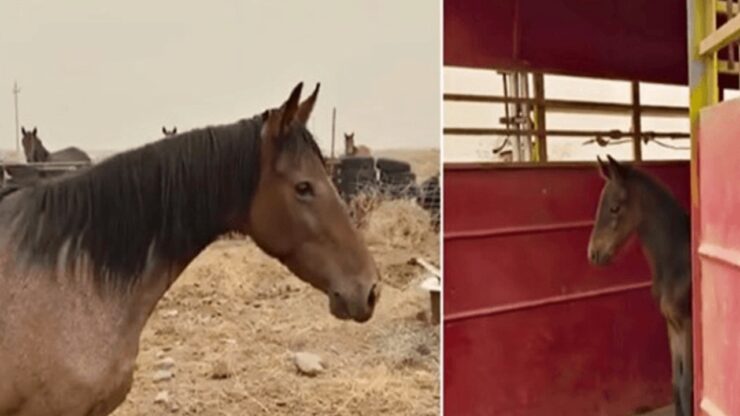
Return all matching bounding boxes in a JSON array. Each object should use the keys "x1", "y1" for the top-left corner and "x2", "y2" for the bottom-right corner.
[{"x1": 113, "y1": 150, "x2": 440, "y2": 416}]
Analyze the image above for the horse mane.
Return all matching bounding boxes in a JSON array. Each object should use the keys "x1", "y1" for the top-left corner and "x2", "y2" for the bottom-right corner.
[
  {"x1": 627, "y1": 166, "x2": 690, "y2": 245},
  {"x1": 11, "y1": 115, "x2": 323, "y2": 289}
]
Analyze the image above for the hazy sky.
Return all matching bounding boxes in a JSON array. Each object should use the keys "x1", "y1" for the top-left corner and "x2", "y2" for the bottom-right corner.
[{"x1": 0, "y1": 1, "x2": 440, "y2": 153}]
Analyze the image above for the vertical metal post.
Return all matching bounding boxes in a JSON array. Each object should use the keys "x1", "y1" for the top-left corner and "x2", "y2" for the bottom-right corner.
[
  {"x1": 631, "y1": 81, "x2": 643, "y2": 162},
  {"x1": 518, "y1": 72, "x2": 533, "y2": 161},
  {"x1": 13, "y1": 81, "x2": 20, "y2": 155},
  {"x1": 533, "y1": 73, "x2": 547, "y2": 162},
  {"x1": 687, "y1": 0, "x2": 717, "y2": 413},
  {"x1": 331, "y1": 107, "x2": 336, "y2": 159}
]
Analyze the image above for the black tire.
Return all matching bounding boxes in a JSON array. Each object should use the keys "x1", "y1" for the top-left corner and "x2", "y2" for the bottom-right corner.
[
  {"x1": 376, "y1": 158, "x2": 411, "y2": 174},
  {"x1": 379, "y1": 171, "x2": 416, "y2": 186},
  {"x1": 340, "y1": 156, "x2": 375, "y2": 171}
]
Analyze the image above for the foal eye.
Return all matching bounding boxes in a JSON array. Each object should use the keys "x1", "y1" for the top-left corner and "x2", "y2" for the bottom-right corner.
[{"x1": 294, "y1": 181, "x2": 314, "y2": 198}]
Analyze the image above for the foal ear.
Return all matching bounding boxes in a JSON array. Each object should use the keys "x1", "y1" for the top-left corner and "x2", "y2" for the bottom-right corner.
[
  {"x1": 295, "y1": 83, "x2": 320, "y2": 125},
  {"x1": 606, "y1": 155, "x2": 628, "y2": 182},
  {"x1": 597, "y1": 156, "x2": 610, "y2": 180}
]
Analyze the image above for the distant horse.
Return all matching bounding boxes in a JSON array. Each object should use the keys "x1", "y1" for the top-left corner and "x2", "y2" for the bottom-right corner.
[
  {"x1": 21, "y1": 127, "x2": 92, "y2": 164},
  {"x1": 588, "y1": 156, "x2": 692, "y2": 416},
  {"x1": 0, "y1": 83, "x2": 380, "y2": 416},
  {"x1": 344, "y1": 132, "x2": 371, "y2": 156},
  {"x1": 162, "y1": 126, "x2": 178, "y2": 136}
]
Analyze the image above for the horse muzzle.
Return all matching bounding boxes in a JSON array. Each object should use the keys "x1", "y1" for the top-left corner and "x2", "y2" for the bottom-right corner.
[{"x1": 329, "y1": 282, "x2": 380, "y2": 323}]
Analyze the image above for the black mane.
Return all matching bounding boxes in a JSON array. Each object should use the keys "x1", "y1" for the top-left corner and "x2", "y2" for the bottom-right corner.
[{"x1": 12, "y1": 116, "x2": 270, "y2": 288}]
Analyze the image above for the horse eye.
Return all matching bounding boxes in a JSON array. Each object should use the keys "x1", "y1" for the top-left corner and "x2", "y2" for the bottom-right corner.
[
  {"x1": 295, "y1": 181, "x2": 314, "y2": 198},
  {"x1": 610, "y1": 205, "x2": 620, "y2": 214}
]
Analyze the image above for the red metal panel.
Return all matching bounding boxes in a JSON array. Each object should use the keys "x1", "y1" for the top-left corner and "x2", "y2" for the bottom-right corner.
[
  {"x1": 444, "y1": 0, "x2": 688, "y2": 84},
  {"x1": 444, "y1": 163, "x2": 689, "y2": 415},
  {"x1": 695, "y1": 98, "x2": 740, "y2": 416}
]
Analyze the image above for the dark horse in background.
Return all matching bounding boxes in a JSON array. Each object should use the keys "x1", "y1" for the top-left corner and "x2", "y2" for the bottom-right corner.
[
  {"x1": 0, "y1": 83, "x2": 381, "y2": 415},
  {"x1": 588, "y1": 156, "x2": 692, "y2": 416},
  {"x1": 21, "y1": 127, "x2": 91, "y2": 164},
  {"x1": 162, "y1": 126, "x2": 178, "y2": 136}
]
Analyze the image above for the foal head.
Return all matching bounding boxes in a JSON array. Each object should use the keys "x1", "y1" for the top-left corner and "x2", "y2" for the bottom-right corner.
[
  {"x1": 244, "y1": 83, "x2": 380, "y2": 323},
  {"x1": 588, "y1": 155, "x2": 643, "y2": 266},
  {"x1": 21, "y1": 127, "x2": 47, "y2": 162}
]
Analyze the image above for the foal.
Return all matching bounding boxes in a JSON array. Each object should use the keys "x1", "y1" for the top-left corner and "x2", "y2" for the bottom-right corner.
[
  {"x1": 0, "y1": 83, "x2": 380, "y2": 415},
  {"x1": 587, "y1": 156, "x2": 692, "y2": 416}
]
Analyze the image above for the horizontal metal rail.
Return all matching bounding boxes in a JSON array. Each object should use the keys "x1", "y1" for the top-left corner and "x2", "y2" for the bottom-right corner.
[
  {"x1": 445, "y1": 281, "x2": 653, "y2": 323},
  {"x1": 700, "y1": 11, "x2": 740, "y2": 55},
  {"x1": 445, "y1": 220, "x2": 593, "y2": 241},
  {"x1": 444, "y1": 93, "x2": 688, "y2": 117},
  {"x1": 444, "y1": 127, "x2": 690, "y2": 138}
]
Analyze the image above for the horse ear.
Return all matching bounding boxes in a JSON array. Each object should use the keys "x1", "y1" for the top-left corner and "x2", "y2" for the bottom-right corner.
[
  {"x1": 597, "y1": 156, "x2": 610, "y2": 180},
  {"x1": 21, "y1": 127, "x2": 26, "y2": 135},
  {"x1": 173, "y1": 127, "x2": 177, "y2": 134},
  {"x1": 32, "y1": 127, "x2": 37, "y2": 135},
  {"x1": 162, "y1": 126, "x2": 167, "y2": 134},
  {"x1": 606, "y1": 155, "x2": 628, "y2": 182},
  {"x1": 295, "y1": 83, "x2": 320, "y2": 125},
  {"x1": 263, "y1": 82, "x2": 303, "y2": 140},
  {"x1": 281, "y1": 82, "x2": 303, "y2": 128}
]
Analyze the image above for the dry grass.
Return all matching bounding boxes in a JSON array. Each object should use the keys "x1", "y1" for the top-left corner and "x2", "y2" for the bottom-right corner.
[{"x1": 112, "y1": 194, "x2": 439, "y2": 416}]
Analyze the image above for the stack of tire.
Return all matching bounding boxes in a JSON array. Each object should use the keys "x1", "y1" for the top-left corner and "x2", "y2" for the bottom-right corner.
[
  {"x1": 335, "y1": 156, "x2": 377, "y2": 200},
  {"x1": 417, "y1": 174, "x2": 440, "y2": 229},
  {"x1": 377, "y1": 158, "x2": 417, "y2": 199}
]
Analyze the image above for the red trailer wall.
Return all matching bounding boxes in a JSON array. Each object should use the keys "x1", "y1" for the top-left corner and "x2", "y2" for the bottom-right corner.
[
  {"x1": 694, "y1": 99, "x2": 740, "y2": 415},
  {"x1": 444, "y1": 162, "x2": 690, "y2": 415}
]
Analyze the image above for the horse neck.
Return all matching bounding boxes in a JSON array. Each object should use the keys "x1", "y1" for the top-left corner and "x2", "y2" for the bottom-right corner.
[
  {"x1": 33, "y1": 140, "x2": 50, "y2": 161},
  {"x1": 632, "y1": 177, "x2": 690, "y2": 281}
]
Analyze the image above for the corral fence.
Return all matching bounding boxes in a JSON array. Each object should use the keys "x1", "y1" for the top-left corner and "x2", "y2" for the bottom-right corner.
[{"x1": 328, "y1": 156, "x2": 440, "y2": 229}]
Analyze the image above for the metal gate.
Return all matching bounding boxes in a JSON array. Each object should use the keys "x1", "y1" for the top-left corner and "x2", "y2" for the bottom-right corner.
[{"x1": 444, "y1": 162, "x2": 689, "y2": 415}]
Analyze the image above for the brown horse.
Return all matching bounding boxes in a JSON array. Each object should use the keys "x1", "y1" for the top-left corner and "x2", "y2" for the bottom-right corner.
[
  {"x1": 587, "y1": 156, "x2": 692, "y2": 416},
  {"x1": 0, "y1": 82, "x2": 380, "y2": 415},
  {"x1": 162, "y1": 126, "x2": 178, "y2": 136},
  {"x1": 344, "y1": 132, "x2": 371, "y2": 156},
  {"x1": 21, "y1": 127, "x2": 92, "y2": 164}
]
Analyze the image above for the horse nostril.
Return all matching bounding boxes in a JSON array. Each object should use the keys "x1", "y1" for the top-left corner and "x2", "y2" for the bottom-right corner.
[{"x1": 367, "y1": 283, "x2": 379, "y2": 308}]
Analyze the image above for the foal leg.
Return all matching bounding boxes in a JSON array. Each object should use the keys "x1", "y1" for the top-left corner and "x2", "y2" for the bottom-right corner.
[
  {"x1": 677, "y1": 319, "x2": 693, "y2": 416},
  {"x1": 668, "y1": 323, "x2": 685, "y2": 416}
]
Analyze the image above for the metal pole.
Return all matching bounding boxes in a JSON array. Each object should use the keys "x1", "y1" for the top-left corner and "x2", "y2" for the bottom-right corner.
[
  {"x1": 331, "y1": 107, "x2": 336, "y2": 159},
  {"x1": 631, "y1": 81, "x2": 643, "y2": 161},
  {"x1": 13, "y1": 81, "x2": 20, "y2": 155},
  {"x1": 533, "y1": 73, "x2": 547, "y2": 162}
]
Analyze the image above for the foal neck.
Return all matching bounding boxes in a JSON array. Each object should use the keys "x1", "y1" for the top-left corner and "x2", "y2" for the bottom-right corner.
[{"x1": 632, "y1": 173, "x2": 690, "y2": 283}]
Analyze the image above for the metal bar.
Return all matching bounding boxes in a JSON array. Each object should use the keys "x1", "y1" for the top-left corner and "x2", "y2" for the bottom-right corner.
[
  {"x1": 444, "y1": 127, "x2": 690, "y2": 138},
  {"x1": 631, "y1": 81, "x2": 643, "y2": 161},
  {"x1": 698, "y1": 243, "x2": 740, "y2": 270},
  {"x1": 445, "y1": 281, "x2": 653, "y2": 323},
  {"x1": 331, "y1": 107, "x2": 336, "y2": 159},
  {"x1": 533, "y1": 73, "x2": 547, "y2": 162},
  {"x1": 444, "y1": 93, "x2": 688, "y2": 117},
  {"x1": 699, "y1": 10, "x2": 740, "y2": 56},
  {"x1": 688, "y1": 0, "x2": 717, "y2": 413},
  {"x1": 445, "y1": 220, "x2": 593, "y2": 241},
  {"x1": 12, "y1": 82, "x2": 20, "y2": 155}
]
